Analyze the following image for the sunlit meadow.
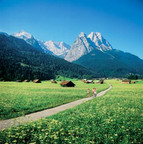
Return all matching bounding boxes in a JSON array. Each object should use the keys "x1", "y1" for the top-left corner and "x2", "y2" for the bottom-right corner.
[
  {"x1": 0, "y1": 80, "x2": 108, "y2": 120},
  {"x1": 0, "y1": 80, "x2": 142, "y2": 143}
]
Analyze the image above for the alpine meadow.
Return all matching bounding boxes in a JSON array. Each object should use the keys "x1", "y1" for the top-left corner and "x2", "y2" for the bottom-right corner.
[
  {"x1": 0, "y1": 80, "x2": 143, "y2": 144},
  {"x1": 0, "y1": 0, "x2": 143, "y2": 144}
]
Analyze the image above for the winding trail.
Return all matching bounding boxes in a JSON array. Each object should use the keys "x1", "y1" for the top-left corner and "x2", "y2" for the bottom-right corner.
[{"x1": 0, "y1": 85, "x2": 112, "y2": 131}]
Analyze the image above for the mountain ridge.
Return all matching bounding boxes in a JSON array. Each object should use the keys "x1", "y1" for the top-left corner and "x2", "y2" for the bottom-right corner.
[
  {"x1": 0, "y1": 33, "x2": 97, "y2": 81},
  {"x1": 6, "y1": 30, "x2": 143, "y2": 77},
  {"x1": 74, "y1": 48, "x2": 143, "y2": 77},
  {"x1": 13, "y1": 30, "x2": 70, "y2": 58},
  {"x1": 65, "y1": 31, "x2": 114, "y2": 62}
]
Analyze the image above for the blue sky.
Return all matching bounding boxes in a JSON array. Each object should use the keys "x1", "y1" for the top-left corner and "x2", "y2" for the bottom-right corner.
[{"x1": 0, "y1": 0, "x2": 143, "y2": 59}]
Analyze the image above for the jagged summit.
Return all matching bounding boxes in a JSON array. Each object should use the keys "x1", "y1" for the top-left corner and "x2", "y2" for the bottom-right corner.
[
  {"x1": 13, "y1": 30, "x2": 33, "y2": 40},
  {"x1": 44, "y1": 40, "x2": 70, "y2": 58},
  {"x1": 13, "y1": 30, "x2": 45, "y2": 52},
  {"x1": 65, "y1": 31, "x2": 113, "y2": 62},
  {"x1": 88, "y1": 32, "x2": 112, "y2": 51},
  {"x1": 88, "y1": 32, "x2": 101, "y2": 40},
  {"x1": 13, "y1": 30, "x2": 113, "y2": 61},
  {"x1": 13, "y1": 30, "x2": 70, "y2": 58},
  {"x1": 79, "y1": 32, "x2": 87, "y2": 37},
  {"x1": 65, "y1": 32, "x2": 93, "y2": 62}
]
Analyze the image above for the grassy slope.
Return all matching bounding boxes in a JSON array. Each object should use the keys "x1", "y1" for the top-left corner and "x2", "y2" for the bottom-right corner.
[
  {"x1": 0, "y1": 80, "x2": 143, "y2": 144},
  {"x1": 0, "y1": 81, "x2": 108, "y2": 120},
  {"x1": 75, "y1": 49, "x2": 143, "y2": 77}
]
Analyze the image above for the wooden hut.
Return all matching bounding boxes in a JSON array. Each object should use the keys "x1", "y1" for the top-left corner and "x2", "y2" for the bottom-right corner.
[
  {"x1": 60, "y1": 81, "x2": 75, "y2": 87},
  {"x1": 121, "y1": 79, "x2": 131, "y2": 84},
  {"x1": 24, "y1": 80, "x2": 30, "y2": 82},
  {"x1": 131, "y1": 81, "x2": 136, "y2": 84},
  {"x1": 51, "y1": 79, "x2": 57, "y2": 83},
  {"x1": 33, "y1": 79, "x2": 41, "y2": 83},
  {"x1": 96, "y1": 79, "x2": 104, "y2": 84},
  {"x1": 81, "y1": 79, "x2": 87, "y2": 82}
]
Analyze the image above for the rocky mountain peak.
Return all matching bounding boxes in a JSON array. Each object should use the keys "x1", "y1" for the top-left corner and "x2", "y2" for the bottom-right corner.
[
  {"x1": 79, "y1": 32, "x2": 87, "y2": 38},
  {"x1": 88, "y1": 32, "x2": 112, "y2": 51},
  {"x1": 13, "y1": 30, "x2": 33, "y2": 40}
]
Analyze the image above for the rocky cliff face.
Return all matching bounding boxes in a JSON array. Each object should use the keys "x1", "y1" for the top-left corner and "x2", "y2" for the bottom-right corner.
[
  {"x1": 88, "y1": 32, "x2": 112, "y2": 51},
  {"x1": 65, "y1": 32, "x2": 112, "y2": 62},
  {"x1": 65, "y1": 32, "x2": 94, "y2": 62},
  {"x1": 13, "y1": 30, "x2": 70, "y2": 58}
]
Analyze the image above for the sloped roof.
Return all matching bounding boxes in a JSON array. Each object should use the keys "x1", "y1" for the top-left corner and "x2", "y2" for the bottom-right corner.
[
  {"x1": 60, "y1": 81, "x2": 75, "y2": 85},
  {"x1": 122, "y1": 79, "x2": 131, "y2": 82},
  {"x1": 60, "y1": 81, "x2": 70, "y2": 85},
  {"x1": 33, "y1": 79, "x2": 41, "y2": 83}
]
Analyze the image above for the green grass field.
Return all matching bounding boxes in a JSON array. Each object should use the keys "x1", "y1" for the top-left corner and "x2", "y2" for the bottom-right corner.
[
  {"x1": 0, "y1": 80, "x2": 108, "y2": 120},
  {"x1": 0, "y1": 80, "x2": 143, "y2": 144}
]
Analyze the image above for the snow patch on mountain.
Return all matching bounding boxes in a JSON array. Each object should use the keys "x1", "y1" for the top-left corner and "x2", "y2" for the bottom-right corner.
[
  {"x1": 13, "y1": 30, "x2": 70, "y2": 56},
  {"x1": 13, "y1": 30, "x2": 113, "y2": 61},
  {"x1": 88, "y1": 32, "x2": 112, "y2": 51},
  {"x1": 65, "y1": 32, "x2": 94, "y2": 62},
  {"x1": 43, "y1": 40, "x2": 70, "y2": 58},
  {"x1": 65, "y1": 32, "x2": 113, "y2": 62},
  {"x1": 13, "y1": 30, "x2": 33, "y2": 40}
]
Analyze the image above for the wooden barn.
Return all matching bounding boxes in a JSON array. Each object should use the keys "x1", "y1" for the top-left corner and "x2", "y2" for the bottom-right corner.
[
  {"x1": 33, "y1": 79, "x2": 41, "y2": 83},
  {"x1": 51, "y1": 79, "x2": 57, "y2": 83},
  {"x1": 81, "y1": 79, "x2": 87, "y2": 82},
  {"x1": 121, "y1": 79, "x2": 131, "y2": 84},
  {"x1": 60, "y1": 81, "x2": 75, "y2": 87},
  {"x1": 96, "y1": 79, "x2": 104, "y2": 84},
  {"x1": 24, "y1": 80, "x2": 30, "y2": 82},
  {"x1": 131, "y1": 81, "x2": 136, "y2": 84}
]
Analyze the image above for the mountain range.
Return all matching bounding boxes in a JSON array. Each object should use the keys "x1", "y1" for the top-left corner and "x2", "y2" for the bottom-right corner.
[
  {"x1": 0, "y1": 33, "x2": 96, "y2": 81},
  {"x1": 13, "y1": 30, "x2": 143, "y2": 78},
  {"x1": 65, "y1": 32, "x2": 112, "y2": 62},
  {"x1": 13, "y1": 31, "x2": 70, "y2": 58},
  {"x1": 0, "y1": 30, "x2": 143, "y2": 80},
  {"x1": 66, "y1": 32, "x2": 143, "y2": 77}
]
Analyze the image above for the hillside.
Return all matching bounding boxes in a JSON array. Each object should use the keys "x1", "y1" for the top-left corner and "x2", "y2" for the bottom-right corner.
[
  {"x1": 74, "y1": 48, "x2": 143, "y2": 77},
  {"x1": 0, "y1": 33, "x2": 97, "y2": 81}
]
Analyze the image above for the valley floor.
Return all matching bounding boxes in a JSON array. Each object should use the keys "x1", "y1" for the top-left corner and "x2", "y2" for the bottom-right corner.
[
  {"x1": 0, "y1": 81, "x2": 108, "y2": 120},
  {"x1": 0, "y1": 80, "x2": 143, "y2": 144},
  {"x1": 0, "y1": 85, "x2": 112, "y2": 131}
]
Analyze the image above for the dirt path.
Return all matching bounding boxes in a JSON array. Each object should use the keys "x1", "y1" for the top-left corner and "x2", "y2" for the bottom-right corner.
[{"x1": 0, "y1": 85, "x2": 112, "y2": 131}]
